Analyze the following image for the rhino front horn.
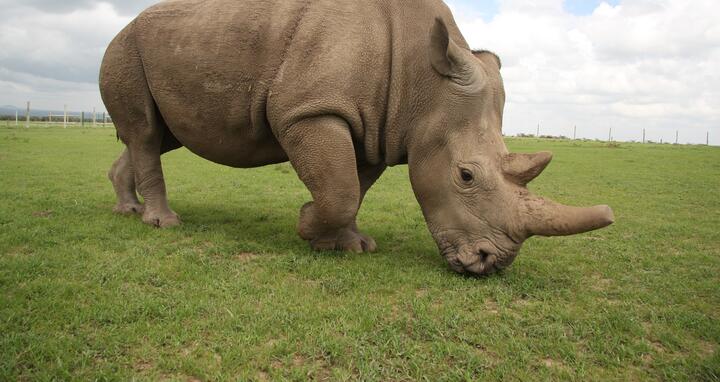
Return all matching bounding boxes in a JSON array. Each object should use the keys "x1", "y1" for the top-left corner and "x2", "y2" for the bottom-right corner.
[{"x1": 524, "y1": 195, "x2": 615, "y2": 237}]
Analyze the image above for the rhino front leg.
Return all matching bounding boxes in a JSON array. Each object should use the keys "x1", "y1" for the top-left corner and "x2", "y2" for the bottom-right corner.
[
  {"x1": 280, "y1": 116, "x2": 377, "y2": 253},
  {"x1": 298, "y1": 161, "x2": 385, "y2": 252}
]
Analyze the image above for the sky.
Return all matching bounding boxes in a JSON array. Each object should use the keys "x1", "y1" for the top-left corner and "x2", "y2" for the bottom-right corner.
[{"x1": 0, "y1": 0, "x2": 718, "y2": 145}]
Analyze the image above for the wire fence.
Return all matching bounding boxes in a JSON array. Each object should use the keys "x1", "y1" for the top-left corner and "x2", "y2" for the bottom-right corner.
[
  {"x1": 1, "y1": 102, "x2": 715, "y2": 146},
  {"x1": 510, "y1": 123, "x2": 713, "y2": 146},
  {"x1": 0, "y1": 101, "x2": 112, "y2": 129}
]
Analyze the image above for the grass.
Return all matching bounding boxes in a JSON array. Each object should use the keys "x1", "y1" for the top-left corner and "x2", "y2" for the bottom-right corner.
[{"x1": 0, "y1": 125, "x2": 718, "y2": 381}]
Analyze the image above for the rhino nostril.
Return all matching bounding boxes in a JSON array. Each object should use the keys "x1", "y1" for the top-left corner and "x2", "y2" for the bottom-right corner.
[{"x1": 477, "y1": 250, "x2": 490, "y2": 262}]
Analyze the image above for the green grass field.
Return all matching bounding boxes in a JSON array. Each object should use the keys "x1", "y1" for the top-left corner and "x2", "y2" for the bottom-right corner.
[{"x1": 1, "y1": 126, "x2": 718, "y2": 381}]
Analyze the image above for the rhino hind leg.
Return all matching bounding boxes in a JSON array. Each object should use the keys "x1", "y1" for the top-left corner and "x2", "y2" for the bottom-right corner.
[
  {"x1": 101, "y1": 29, "x2": 182, "y2": 228},
  {"x1": 108, "y1": 148, "x2": 143, "y2": 215},
  {"x1": 119, "y1": 109, "x2": 182, "y2": 228},
  {"x1": 280, "y1": 116, "x2": 380, "y2": 253}
]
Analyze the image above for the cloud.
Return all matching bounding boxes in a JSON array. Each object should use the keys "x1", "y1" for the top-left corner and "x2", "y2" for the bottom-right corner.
[
  {"x1": 0, "y1": 1, "x2": 152, "y2": 110},
  {"x1": 0, "y1": 0, "x2": 717, "y2": 144},
  {"x1": 0, "y1": 0, "x2": 155, "y2": 16},
  {"x1": 452, "y1": 0, "x2": 720, "y2": 144}
]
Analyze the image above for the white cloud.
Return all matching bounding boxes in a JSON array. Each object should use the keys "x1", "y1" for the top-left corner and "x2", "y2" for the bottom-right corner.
[
  {"x1": 0, "y1": 0, "x2": 718, "y2": 144},
  {"x1": 0, "y1": 1, "x2": 138, "y2": 111},
  {"x1": 453, "y1": 0, "x2": 720, "y2": 144}
]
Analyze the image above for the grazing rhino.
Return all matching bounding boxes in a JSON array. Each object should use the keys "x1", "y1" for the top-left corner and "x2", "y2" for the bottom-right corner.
[{"x1": 100, "y1": 0, "x2": 614, "y2": 275}]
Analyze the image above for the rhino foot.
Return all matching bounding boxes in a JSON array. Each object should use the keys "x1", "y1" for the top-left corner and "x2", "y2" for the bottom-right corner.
[
  {"x1": 142, "y1": 210, "x2": 181, "y2": 228},
  {"x1": 297, "y1": 201, "x2": 377, "y2": 253},
  {"x1": 309, "y1": 228, "x2": 377, "y2": 253},
  {"x1": 113, "y1": 202, "x2": 145, "y2": 215}
]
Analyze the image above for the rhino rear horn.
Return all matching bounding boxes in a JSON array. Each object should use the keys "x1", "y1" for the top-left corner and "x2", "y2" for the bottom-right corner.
[
  {"x1": 502, "y1": 152, "x2": 553, "y2": 186},
  {"x1": 429, "y1": 18, "x2": 483, "y2": 89}
]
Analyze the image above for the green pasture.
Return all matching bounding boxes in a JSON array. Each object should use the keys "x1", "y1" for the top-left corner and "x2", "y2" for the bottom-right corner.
[{"x1": 1, "y1": 126, "x2": 718, "y2": 381}]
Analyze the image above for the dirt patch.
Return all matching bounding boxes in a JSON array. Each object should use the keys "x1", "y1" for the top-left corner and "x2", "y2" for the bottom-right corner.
[
  {"x1": 32, "y1": 210, "x2": 53, "y2": 218},
  {"x1": 649, "y1": 340, "x2": 666, "y2": 353},
  {"x1": 484, "y1": 298, "x2": 499, "y2": 314},
  {"x1": 641, "y1": 352, "x2": 653, "y2": 365},
  {"x1": 133, "y1": 360, "x2": 153, "y2": 372},
  {"x1": 698, "y1": 340, "x2": 716, "y2": 356},
  {"x1": 159, "y1": 374, "x2": 201, "y2": 382},
  {"x1": 235, "y1": 252, "x2": 259, "y2": 262},
  {"x1": 5, "y1": 245, "x2": 32, "y2": 257},
  {"x1": 264, "y1": 339, "x2": 279, "y2": 348},
  {"x1": 589, "y1": 273, "x2": 613, "y2": 291},
  {"x1": 292, "y1": 354, "x2": 307, "y2": 367},
  {"x1": 541, "y1": 357, "x2": 569, "y2": 371}
]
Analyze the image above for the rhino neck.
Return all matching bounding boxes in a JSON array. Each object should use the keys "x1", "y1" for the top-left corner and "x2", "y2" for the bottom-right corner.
[{"x1": 378, "y1": 1, "x2": 470, "y2": 167}]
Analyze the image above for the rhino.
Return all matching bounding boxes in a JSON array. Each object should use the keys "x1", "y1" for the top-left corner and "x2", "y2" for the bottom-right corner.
[{"x1": 100, "y1": 0, "x2": 614, "y2": 275}]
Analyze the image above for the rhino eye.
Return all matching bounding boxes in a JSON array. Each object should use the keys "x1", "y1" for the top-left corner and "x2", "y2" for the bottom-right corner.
[{"x1": 460, "y1": 169, "x2": 474, "y2": 183}]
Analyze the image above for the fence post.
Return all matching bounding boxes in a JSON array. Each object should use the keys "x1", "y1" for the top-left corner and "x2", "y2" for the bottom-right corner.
[
  {"x1": 15, "y1": 110, "x2": 18, "y2": 127},
  {"x1": 573, "y1": 125, "x2": 576, "y2": 140},
  {"x1": 92, "y1": 107, "x2": 96, "y2": 128},
  {"x1": 102, "y1": 112, "x2": 106, "y2": 127},
  {"x1": 536, "y1": 123, "x2": 540, "y2": 138},
  {"x1": 64, "y1": 105, "x2": 68, "y2": 129},
  {"x1": 48, "y1": 112, "x2": 52, "y2": 128},
  {"x1": 642, "y1": 129, "x2": 645, "y2": 144},
  {"x1": 608, "y1": 127, "x2": 612, "y2": 142},
  {"x1": 81, "y1": 112, "x2": 85, "y2": 128},
  {"x1": 25, "y1": 101, "x2": 30, "y2": 128},
  {"x1": 708, "y1": 132, "x2": 710, "y2": 146},
  {"x1": 675, "y1": 130, "x2": 678, "y2": 145}
]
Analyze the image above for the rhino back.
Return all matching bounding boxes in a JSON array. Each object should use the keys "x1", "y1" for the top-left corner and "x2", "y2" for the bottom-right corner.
[{"x1": 129, "y1": 0, "x2": 463, "y2": 167}]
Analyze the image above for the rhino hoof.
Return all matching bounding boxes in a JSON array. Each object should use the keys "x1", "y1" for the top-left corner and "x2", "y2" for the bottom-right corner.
[
  {"x1": 142, "y1": 211, "x2": 181, "y2": 228},
  {"x1": 113, "y1": 202, "x2": 144, "y2": 215},
  {"x1": 310, "y1": 229, "x2": 377, "y2": 253}
]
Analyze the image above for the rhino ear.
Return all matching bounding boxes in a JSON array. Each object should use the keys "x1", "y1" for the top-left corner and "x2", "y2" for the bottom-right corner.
[
  {"x1": 502, "y1": 152, "x2": 553, "y2": 186},
  {"x1": 430, "y1": 18, "x2": 482, "y2": 88}
]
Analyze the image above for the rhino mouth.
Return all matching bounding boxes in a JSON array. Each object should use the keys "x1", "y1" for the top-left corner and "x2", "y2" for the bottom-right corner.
[{"x1": 437, "y1": 235, "x2": 517, "y2": 276}]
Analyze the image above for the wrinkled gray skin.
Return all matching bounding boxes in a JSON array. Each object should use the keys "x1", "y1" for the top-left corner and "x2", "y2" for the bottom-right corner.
[{"x1": 100, "y1": 0, "x2": 614, "y2": 276}]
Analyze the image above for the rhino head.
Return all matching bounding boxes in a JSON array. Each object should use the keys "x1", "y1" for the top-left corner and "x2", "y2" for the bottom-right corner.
[{"x1": 407, "y1": 19, "x2": 614, "y2": 276}]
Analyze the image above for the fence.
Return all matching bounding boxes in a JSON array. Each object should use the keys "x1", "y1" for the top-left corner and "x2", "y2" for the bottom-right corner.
[
  {"x1": 516, "y1": 123, "x2": 714, "y2": 146},
  {"x1": 0, "y1": 101, "x2": 112, "y2": 129},
  {"x1": 2, "y1": 103, "x2": 716, "y2": 146}
]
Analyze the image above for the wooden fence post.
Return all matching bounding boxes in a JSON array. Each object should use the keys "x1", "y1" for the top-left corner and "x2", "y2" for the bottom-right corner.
[{"x1": 25, "y1": 101, "x2": 30, "y2": 128}]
